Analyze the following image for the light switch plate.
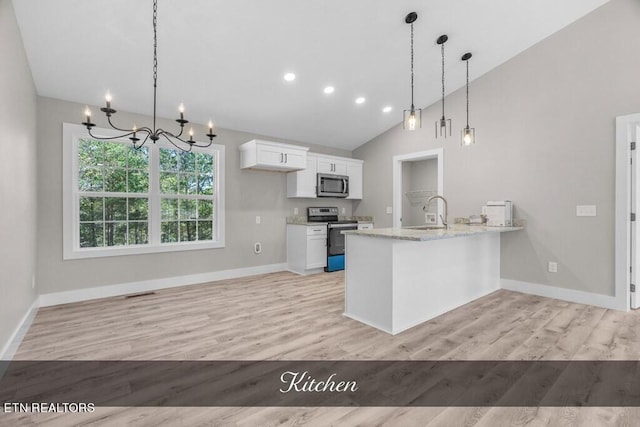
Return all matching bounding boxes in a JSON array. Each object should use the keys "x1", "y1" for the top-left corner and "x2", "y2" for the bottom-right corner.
[
  {"x1": 576, "y1": 205, "x2": 597, "y2": 217},
  {"x1": 548, "y1": 261, "x2": 558, "y2": 273},
  {"x1": 293, "y1": 208, "x2": 299, "y2": 215},
  {"x1": 256, "y1": 216, "x2": 261, "y2": 224},
  {"x1": 386, "y1": 206, "x2": 393, "y2": 214}
]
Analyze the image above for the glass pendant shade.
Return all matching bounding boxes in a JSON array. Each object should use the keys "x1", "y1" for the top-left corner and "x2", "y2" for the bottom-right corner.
[
  {"x1": 461, "y1": 126, "x2": 475, "y2": 146},
  {"x1": 403, "y1": 106, "x2": 422, "y2": 130}
]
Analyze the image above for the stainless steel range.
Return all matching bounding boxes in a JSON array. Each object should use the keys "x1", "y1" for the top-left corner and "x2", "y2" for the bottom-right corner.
[{"x1": 307, "y1": 207, "x2": 358, "y2": 272}]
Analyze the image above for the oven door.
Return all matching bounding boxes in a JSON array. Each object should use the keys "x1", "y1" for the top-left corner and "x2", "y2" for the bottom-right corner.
[
  {"x1": 326, "y1": 222, "x2": 358, "y2": 272},
  {"x1": 317, "y1": 174, "x2": 349, "y2": 198}
]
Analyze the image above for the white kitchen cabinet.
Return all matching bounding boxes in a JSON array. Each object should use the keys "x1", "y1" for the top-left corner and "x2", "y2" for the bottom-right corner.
[
  {"x1": 239, "y1": 139, "x2": 308, "y2": 171},
  {"x1": 287, "y1": 224, "x2": 327, "y2": 275},
  {"x1": 286, "y1": 154, "x2": 317, "y2": 198},
  {"x1": 317, "y1": 156, "x2": 347, "y2": 175},
  {"x1": 346, "y1": 159, "x2": 363, "y2": 200}
]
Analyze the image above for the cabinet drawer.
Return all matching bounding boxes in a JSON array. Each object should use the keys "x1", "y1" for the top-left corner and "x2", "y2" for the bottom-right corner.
[
  {"x1": 357, "y1": 223, "x2": 373, "y2": 230},
  {"x1": 307, "y1": 226, "x2": 327, "y2": 236}
]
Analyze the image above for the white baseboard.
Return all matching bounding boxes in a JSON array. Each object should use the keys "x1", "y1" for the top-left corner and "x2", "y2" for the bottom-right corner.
[
  {"x1": 1, "y1": 298, "x2": 39, "y2": 361},
  {"x1": 500, "y1": 279, "x2": 626, "y2": 311},
  {"x1": 39, "y1": 263, "x2": 288, "y2": 307}
]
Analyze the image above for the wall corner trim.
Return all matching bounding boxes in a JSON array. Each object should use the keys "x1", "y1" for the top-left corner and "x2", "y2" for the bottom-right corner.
[
  {"x1": 500, "y1": 279, "x2": 626, "y2": 311},
  {"x1": 39, "y1": 263, "x2": 288, "y2": 308},
  {"x1": 0, "y1": 298, "x2": 40, "y2": 361}
]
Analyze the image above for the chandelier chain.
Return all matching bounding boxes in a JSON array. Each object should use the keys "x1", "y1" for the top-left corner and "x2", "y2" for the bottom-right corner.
[{"x1": 466, "y1": 60, "x2": 469, "y2": 127}]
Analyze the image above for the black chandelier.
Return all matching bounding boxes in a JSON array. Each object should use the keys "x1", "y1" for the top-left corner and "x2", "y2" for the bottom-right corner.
[
  {"x1": 435, "y1": 34, "x2": 451, "y2": 138},
  {"x1": 81, "y1": 0, "x2": 216, "y2": 152}
]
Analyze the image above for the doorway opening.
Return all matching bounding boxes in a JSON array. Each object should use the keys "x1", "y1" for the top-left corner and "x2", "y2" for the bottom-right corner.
[{"x1": 392, "y1": 149, "x2": 444, "y2": 228}]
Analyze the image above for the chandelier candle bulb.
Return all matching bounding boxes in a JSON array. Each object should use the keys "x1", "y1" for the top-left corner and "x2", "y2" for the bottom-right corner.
[
  {"x1": 105, "y1": 93, "x2": 112, "y2": 108},
  {"x1": 84, "y1": 107, "x2": 91, "y2": 122}
]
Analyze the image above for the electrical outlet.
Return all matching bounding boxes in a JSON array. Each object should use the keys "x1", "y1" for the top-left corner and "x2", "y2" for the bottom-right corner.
[
  {"x1": 341, "y1": 207, "x2": 346, "y2": 214},
  {"x1": 386, "y1": 206, "x2": 393, "y2": 214},
  {"x1": 548, "y1": 261, "x2": 558, "y2": 273},
  {"x1": 293, "y1": 208, "x2": 299, "y2": 215},
  {"x1": 254, "y1": 242, "x2": 262, "y2": 254},
  {"x1": 425, "y1": 213, "x2": 437, "y2": 225},
  {"x1": 256, "y1": 216, "x2": 261, "y2": 224}
]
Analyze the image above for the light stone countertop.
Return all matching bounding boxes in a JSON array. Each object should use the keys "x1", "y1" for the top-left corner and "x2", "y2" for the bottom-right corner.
[{"x1": 342, "y1": 224, "x2": 523, "y2": 242}]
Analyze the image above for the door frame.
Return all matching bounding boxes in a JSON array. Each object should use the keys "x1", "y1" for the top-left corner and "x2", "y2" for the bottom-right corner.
[
  {"x1": 392, "y1": 148, "x2": 444, "y2": 229},
  {"x1": 615, "y1": 113, "x2": 640, "y2": 311}
]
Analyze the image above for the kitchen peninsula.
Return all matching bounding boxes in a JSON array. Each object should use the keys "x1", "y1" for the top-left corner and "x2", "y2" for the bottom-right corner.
[{"x1": 343, "y1": 225, "x2": 523, "y2": 334}]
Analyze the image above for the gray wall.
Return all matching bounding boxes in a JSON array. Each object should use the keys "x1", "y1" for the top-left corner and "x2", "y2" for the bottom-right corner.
[
  {"x1": 354, "y1": 0, "x2": 640, "y2": 296},
  {"x1": 37, "y1": 97, "x2": 353, "y2": 294},
  {"x1": 0, "y1": 0, "x2": 38, "y2": 351}
]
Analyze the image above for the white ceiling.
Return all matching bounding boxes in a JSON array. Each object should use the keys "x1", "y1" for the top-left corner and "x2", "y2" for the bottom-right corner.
[{"x1": 13, "y1": 0, "x2": 609, "y2": 150}]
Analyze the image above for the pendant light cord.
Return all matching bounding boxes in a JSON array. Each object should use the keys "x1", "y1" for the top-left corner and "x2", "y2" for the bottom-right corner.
[
  {"x1": 441, "y1": 43, "x2": 445, "y2": 118},
  {"x1": 410, "y1": 22, "x2": 414, "y2": 108},
  {"x1": 465, "y1": 60, "x2": 469, "y2": 128}
]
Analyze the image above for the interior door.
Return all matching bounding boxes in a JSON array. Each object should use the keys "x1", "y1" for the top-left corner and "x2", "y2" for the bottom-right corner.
[{"x1": 633, "y1": 125, "x2": 640, "y2": 308}]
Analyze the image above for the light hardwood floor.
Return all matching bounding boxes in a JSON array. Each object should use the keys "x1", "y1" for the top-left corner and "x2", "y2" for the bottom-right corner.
[{"x1": 5, "y1": 271, "x2": 640, "y2": 426}]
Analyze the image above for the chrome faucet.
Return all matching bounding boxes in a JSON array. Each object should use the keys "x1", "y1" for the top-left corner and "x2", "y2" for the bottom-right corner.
[{"x1": 425, "y1": 195, "x2": 448, "y2": 229}]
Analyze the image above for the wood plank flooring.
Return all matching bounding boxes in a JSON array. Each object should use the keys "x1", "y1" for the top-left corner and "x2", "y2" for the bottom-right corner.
[{"x1": 4, "y1": 271, "x2": 640, "y2": 426}]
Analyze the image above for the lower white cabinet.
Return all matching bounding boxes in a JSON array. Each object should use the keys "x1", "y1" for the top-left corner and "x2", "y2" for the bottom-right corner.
[{"x1": 287, "y1": 224, "x2": 327, "y2": 274}]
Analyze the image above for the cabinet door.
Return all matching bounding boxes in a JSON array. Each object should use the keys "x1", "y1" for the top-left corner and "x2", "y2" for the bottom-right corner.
[
  {"x1": 317, "y1": 157, "x2": 347, "y2": 175},
  {"x1": 287, "y1": 155, "x2": 317, "y2": 198},
  {"x1": 307, "y1": 235, "x2": 327, "y2": 268},
  {"x1": 256, "y1": 145, "x2": 286, "y2": 167},
  {"x1": 346, "y1": 161, "x2": 363, "y2": 200},
  {"x1": 281, "y1": 148, "x2": 307, "y2": 170}
]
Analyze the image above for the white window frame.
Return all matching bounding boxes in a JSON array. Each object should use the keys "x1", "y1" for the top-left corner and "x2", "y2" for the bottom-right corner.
[{"x1": 63, "y1": 123, "x2": 225, "y2": 260}]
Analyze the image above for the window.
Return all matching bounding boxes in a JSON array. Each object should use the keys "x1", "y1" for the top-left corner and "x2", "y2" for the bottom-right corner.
[{"x1": 63, "y1": 123, "x2": 225, "y2": 259}]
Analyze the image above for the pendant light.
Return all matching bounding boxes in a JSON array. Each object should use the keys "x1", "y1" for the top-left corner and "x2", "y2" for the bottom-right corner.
[
  {"x1": 435, "y1": 34, "x2": 451, "y2": 138},
  {"x1": 81, "y1": 0, "x2": 216, "y2": 152},
  {"x1": 461, "y1": 52, "x2": 476, "y2": 146},
  {"x1": 403, "y1": 12, "x2": 421, "y2": 131}
]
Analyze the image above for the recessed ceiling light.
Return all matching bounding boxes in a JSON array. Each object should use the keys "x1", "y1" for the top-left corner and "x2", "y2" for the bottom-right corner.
[
  {"x1": 323, "y1": 86, "x2": 335, "y2": 94},
  {"x1": 283, "y1": 73, "x2": 296, "y2": 82},
  {"x1": 382, "y1": 106, "x2": 393, "y2": 113},
  {"x1": 355, "y1": 97, "x2": 366, "y2": 104}
]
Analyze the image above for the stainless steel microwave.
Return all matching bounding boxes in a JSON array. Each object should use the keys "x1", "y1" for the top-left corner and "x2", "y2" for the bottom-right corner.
[{"x1": 317, "y1": 173, "x2": 349, "y2": 198}]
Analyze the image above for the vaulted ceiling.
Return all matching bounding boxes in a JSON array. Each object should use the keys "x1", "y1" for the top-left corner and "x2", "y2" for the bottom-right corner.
[{"x1": 13, "y1": 0, "x2": 609, "y2": 149}]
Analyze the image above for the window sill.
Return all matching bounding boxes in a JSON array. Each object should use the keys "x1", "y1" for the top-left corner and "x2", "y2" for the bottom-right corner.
[{"x1": 63, "y1": 240, "x2": 225, "y2": 260}]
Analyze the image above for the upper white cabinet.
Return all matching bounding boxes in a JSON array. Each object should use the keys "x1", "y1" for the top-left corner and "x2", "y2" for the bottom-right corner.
[
  {"x1": 239, "y1": 139, "x2": 308, "y2": 172},
  {"x1": 317, "y1": 156, "x2": 347, "y2": 175},
  {"x1": 287, "y1": 154, "x2": 364, "y2": 200},
  {"x1": 346, "y1": 159, "x2": 363, "y2": 200},
  {"x1": 287, "y1": 154, "x2": 318, "y2": 198}
]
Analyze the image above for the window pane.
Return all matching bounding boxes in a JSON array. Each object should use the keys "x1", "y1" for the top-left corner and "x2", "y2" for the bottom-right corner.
[
  {"x1": 161, "y1": 198, "x2": 178, "y2": 220},
  {"x1": 104, "y1": 168, "x2": 127, "y2": 192},
  {"x1": 179, "y1": 152, "x2": 196, "y2": 173},
  {"x1": 128, "y1": 198, "x2": 148, "y2": 220},
  {"x1": 128, "y1": 170, "x2": 149, "y2": 193},
  {"x1": 198, "y1": 174, "x2": 213, "y2": 195},
  {"x1": 105, "y1": 197, "x2": 127, "y2": 221},
  {"x1": 79, "y1": 222, "x2": 104, "y2": 248},
  {"x1": 128, "y1": 221, "x2": 148, "y2": 245},
  {"x1": 196, "y1": 152, "x2": 213, "y2": 174},
  {"x1": 180, "y1": 221, "x2": 197, "y2": 242},
  {"x1": 105, "y1": 221, "x2": 127, "y2": 246},
  {"x1": 160, "y1": 172, "x2": 179, "y2": 194},
  {"x1": 198, "y1": 221, "x2": 213, "y2": 240},
  {"x1": 161, "y1": 221, "x2": 179, "y2": 243},
  {"x1": 78, "y1": 139, "x2": 103, "y2": 167},
  {"x1": 128, "y1": 146, "x2": 148, "y2": 170},
  {"x1": 78, "y1": 167, "x2": 103, "y2": 191},
  {"x1": 104, "y1": 142, "x2": 128, "y2": 167},
  {"x1": 198, "y1": 200, "x2": 213, "y2": 219},
  {"x1": 160, "y1": 149, "x2": 178, "y2": 171},
  {"x1": 79, "y1": 197, "x2": 103, "y2": 221},
  {"x1": 179, "y1": 199, "x2": 197, "y2": 220},
  {"x1": 179, "y1": 174, "x2": 197, "y2": 195}
]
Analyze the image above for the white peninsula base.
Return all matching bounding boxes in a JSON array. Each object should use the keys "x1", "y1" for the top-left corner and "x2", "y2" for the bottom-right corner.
[{"x1": 344, "y1": 226, "x2": 519, "y2": 335}]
